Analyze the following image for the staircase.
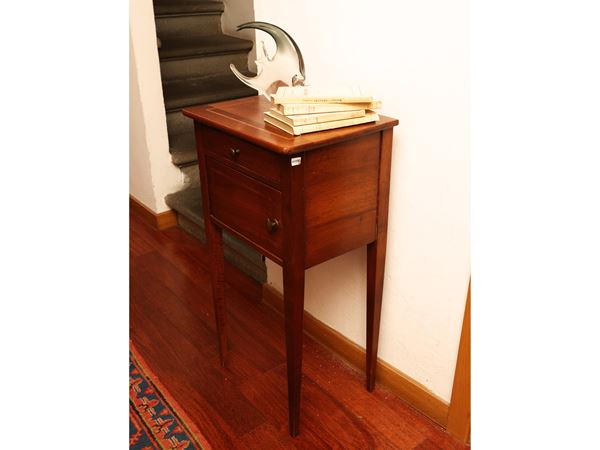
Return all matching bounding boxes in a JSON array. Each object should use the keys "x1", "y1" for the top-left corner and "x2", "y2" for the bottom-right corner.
[{"x1": 153, "y1": 0, "x2": 267, "y2": 283}]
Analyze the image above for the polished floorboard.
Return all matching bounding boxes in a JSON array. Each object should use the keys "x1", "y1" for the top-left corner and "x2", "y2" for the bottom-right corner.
[{"x1": 130, "y1": 209, "x2": 468, "y2": 449}]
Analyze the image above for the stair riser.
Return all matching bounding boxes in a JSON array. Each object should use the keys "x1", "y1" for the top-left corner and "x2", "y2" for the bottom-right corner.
[
  {"x1": 160, "y1": 52, "x2": 249, "y2": 81},
  {"x1": 156, "y1": 14, "x2": 222, "y2": 40},
  {"x1": 180, "y1": 163, "x2": 200, "y2": 186},
  {"x1": 167, "y1": 111, "x2": 194, "y2": 136},
  {"x1": 153, "y1": 1, "x2": 224, "y2": 17},
  {"x1": 164, "y1": 87, "x2": 256, "y2": 112}
]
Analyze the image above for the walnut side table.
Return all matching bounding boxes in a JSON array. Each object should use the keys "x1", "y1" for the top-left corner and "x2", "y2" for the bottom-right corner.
[{"x1": 183, "y1": 96, "x2": 398, "y2": 436}]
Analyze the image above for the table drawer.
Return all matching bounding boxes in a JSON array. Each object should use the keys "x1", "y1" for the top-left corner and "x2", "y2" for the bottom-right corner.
[
  {"x1": 207, "y1": 159, "x2": 283, "y2": 259},
  {"x1": 201, "y1": 126, "x2": 282, "y2": 187}
]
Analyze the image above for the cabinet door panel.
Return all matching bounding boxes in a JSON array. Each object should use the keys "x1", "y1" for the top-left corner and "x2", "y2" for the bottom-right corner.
[{"x1": 207, "y1": 158, "x2": 283, "y2": 261}]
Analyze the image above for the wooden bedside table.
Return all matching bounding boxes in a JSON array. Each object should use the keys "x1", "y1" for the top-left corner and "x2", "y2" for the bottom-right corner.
[{"x1": 183, "y1": 96, "x2": 398, "y2": 436}]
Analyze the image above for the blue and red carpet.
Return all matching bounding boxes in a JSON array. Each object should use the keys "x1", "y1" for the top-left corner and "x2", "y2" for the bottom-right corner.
[{"x1": 130, "y1": 343, "x2": 212, "y2": 450}]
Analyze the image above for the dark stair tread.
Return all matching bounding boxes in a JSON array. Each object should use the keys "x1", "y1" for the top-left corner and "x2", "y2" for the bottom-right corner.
[
  {"x1": 170, "y1": 133, "x2": 198, "y2": 167},
  {"x1": 159, "y1": 34, "x2": 253, "y2": 60},
  {"x1": 165, "y1": 186, "x2": 203, "y2": 224},
  {"x1": 154, "y1": 0, "x2": 223, "y2": 16},
  {"x1": 163, "y1": 72, "x2": 256, "y2": 112}
]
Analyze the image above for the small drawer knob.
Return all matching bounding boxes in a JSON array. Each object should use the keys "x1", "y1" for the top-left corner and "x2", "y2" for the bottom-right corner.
[
  {"x1": 266, "y1": 218, "x2": 280, "y2": 233},
  {"x1": 230, "y1": 148, "x2": 241, "y2": 159}
]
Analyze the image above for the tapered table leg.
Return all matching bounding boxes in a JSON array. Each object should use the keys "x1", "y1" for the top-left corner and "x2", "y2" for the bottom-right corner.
[
  {"x1": 366, "y1": 128, "x2": 393, "y2": 391},
  {"x1": 206, "y1": 220, "x2": 227, "y2": 366},
  {"x1": 195, "y1": 123, "x2": 229, "y2": 367},
  {"x1": 283, "y1": 264, "x2": 305, "y2": 437},
  {"x1": 366, "y1": 238, "x2": 387, "y2": 391}
]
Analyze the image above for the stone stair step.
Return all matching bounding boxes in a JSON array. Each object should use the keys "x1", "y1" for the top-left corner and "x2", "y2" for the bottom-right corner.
[
  {"x1": 166, "y1": 110, "x2": 194, "y2": 138},
  {"x1": 160, "y1": 48, "x2": 250, "y2": 81},
  {"x1": 165, "y1": 186, "x2": 204, "y2": 224},
  {"x1": 153, "y1": 0, "x2": 224, "y2": 17},
  {"x1": 156, "y1": 13, "x2": 222, "y2": 40},
  {"x1": 159, "y1": 34, "x2": 253, "y2": 60},
  {"x1": 154, "y1": 0, "x2": 262, "y2": 283},
  {"x1": 169, "y1": 132, "x2": 197, "y2": 167},
  {"x1": 162, "y1": 73, "x2": 256, "y2": 112},
  {"x1": 158, "y1": 35, "x2": 253, "y2": 80},
  {"x1": 164, "y1": 187, "x2": 267, "y2": 283},
  {"x1": 181, "y1": 163, "x2": 200, "y2": 187}
]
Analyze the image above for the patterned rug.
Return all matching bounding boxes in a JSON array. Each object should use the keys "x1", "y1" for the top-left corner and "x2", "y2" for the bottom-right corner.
[{"x1": 130, "y1": 343, "x2": 212, "y2": 450}]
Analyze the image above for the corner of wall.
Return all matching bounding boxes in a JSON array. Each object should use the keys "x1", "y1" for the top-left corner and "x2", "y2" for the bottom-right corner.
[
  {"x1": 130, "y1": 0, "x2": 183, "y2": 214},
  {"x1": 130, "y1": 33, "x2": 157, "y2": 212}
]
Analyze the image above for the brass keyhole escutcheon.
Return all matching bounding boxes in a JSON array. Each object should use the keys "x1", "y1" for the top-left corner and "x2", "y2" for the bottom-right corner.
[
  {"x1": 230, "y1": 148, "x2": 241, "y2": 159},
  {"x1": 266, "y1": 218, "x2": 280, "y2": 233}
]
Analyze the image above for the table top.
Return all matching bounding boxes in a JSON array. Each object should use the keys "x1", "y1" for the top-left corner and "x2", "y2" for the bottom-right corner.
[{"x1": 182, "y1": 96, "x2": 399, "y2": 155}]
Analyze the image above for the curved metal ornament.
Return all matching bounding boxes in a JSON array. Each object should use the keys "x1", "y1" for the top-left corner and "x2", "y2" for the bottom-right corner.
[{"x1": 230, "y1": 21, "x2": 306, "y2": 100}]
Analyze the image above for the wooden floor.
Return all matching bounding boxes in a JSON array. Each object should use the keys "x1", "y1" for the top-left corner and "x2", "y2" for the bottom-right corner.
[{"x1": 130, "y1": 209, "x2": 468, "y2": 449}]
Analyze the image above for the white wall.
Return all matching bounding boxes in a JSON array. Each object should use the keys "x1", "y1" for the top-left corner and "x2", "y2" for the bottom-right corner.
[
  {"x1": 130, "y1": 35, "x2": 156, "y2": 210},
  {"x1": 255, "y1": 0, "x2": 469, "y2": 402},
  {"x1": 221, "y1": 0, "x2": 257, "y2": 72},
  {"x1": 130, "y1": 0, "x2": 182, "y2": 213}
]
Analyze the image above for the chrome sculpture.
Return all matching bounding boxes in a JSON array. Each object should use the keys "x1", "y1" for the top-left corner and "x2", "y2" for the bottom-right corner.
[{"x1": 230, "y1": 22, "x2": 306, "y2": 100}]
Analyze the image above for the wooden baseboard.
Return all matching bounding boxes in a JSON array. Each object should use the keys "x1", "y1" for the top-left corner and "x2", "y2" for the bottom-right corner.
[
  {"x1": 130, "y1": 196, "x2": 178, "y2": 230},
  {"x1": 446, "y1": 280, "x2": 471, "y2": 443},
  {"x1": 262, "y1": 284, "x2": 449, "y2": 428}
]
